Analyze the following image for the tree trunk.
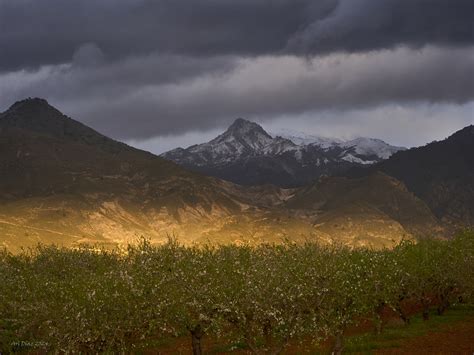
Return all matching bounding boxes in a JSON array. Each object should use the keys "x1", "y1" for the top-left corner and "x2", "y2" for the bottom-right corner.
[
  {"x1": 396, "y1": 295, "x2": 410, "y2": 325},
  {"x1": 421, "y1": 292, "x2": 432, "y2": 321},
  {"x1": 263, "y1": 319, "x2": 273, "y2": 352},
  {"x1": 437, "y1": 295, "x2": 449, "y2": 316},
  {"x1": 331, "y1": 331, "x2": 344, "y2": 355},
  {"x1": 422, "y1": 303, "x2": 430, "y2": 321},
  {"x1": 396, "y1": 305, "x2": 410, "y2": 325},
  {"x1": 374, "y1": 317, "x2": 383, "y2": 335},
  {"x1": 374, "y1": 302, "x2": 385, "y2": 335},
  {"x1": 190, "y1": 324, "x2": 204, "y2": 355},
  {"x1": 437, "y1": 291, "x2": 451, "y2": 316},
  {"x1": 437, "y1": 304, "x2": 445, "y2": 316}
]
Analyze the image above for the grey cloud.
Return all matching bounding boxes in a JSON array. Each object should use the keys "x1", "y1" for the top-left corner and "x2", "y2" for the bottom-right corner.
[
  {"x1": 88, "y1": 46, "x2": 474, "y2": 139},
  {"x1": 73, "y1": 43, "x2": 106, "y2": 68},
  {"x1": 1, "y1": 0, "x2": 473, "y2": 71},
  {"x1": 0, "y1": 0, "x2": 472, "y2": 142},
  {"x1": 0, "y1": 0, "x2": 318, "y2": 71},
  {"x1": 2, "y1": 46, "x2": 470, "y2": 140},
  {"x1": 0, "y1": 53, "x2": 237, "y2": 105},
  {"x1": 288, "y1": 0, "x2": 474, "y2": 54}
]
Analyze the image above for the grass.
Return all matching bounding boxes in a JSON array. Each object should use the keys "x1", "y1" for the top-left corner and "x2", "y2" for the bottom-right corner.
[{"x1": 344, "y1": 304, "x2": 474, "y2": 353}]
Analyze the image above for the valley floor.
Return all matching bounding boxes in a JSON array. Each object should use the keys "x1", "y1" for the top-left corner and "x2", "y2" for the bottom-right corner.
[
  {"x1": 375, "y1": 312, "x2": 474, "y2": 354},
  {"x1": 350, "y1": 305, "x2": 474, "y2": 354},
  {"x1": 151, "y1": 305, "x2": 474, "y2": 354}
]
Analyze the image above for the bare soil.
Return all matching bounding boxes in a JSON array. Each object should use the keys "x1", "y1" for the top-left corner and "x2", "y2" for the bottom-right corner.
[
  {"x1": 377, "y1": 316, "x2": 474, "y2": 355},
  {"x1": 147, "y1": 304, "x2": 474, "y2": 354}
]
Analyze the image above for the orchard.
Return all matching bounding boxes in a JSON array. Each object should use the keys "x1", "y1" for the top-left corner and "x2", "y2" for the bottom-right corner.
[{"x1": 1, "y1": 232, "x2": 473, "y2": 353}]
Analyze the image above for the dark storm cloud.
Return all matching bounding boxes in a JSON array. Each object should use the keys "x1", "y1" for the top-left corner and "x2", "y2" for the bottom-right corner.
[
  {"x1": 81, "y1": 47, "x2": 474, "y2": 139},
  {"x1": 1, "y1": 0, "x2": 473, "y2": 71},
  {"x1": 287, "y1": 0, "x2": 474, "y2": 54},
  {"x1": 0, "y1": 0, "x2": 473, "y2": 142},
  {"x1": 0, "y1": 0, "x2": 326, "y2": 71},
  {"x1": 0, "y1": 53, "x2": 237, "y2": 109},
  {"x1": 3, "y1": 46, "x2": 470, "y2": 140}
]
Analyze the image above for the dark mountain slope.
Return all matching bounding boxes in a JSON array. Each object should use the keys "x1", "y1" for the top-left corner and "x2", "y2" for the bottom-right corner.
[
  {"x1": 287, "y1": 172, "x2": 443, "y2": 242},
  {"x1": 0, "y1": 99, "x2": 305, "y2": 251},
  {"x1": 0, "y1": 98, "x2": 131, "y2": 154},
  {"x1": 0, "y1": 98, "x2": 195, "y2": 199},
  {"x1": 346, "y1": 126, "x2": 474, "y2": 228}
]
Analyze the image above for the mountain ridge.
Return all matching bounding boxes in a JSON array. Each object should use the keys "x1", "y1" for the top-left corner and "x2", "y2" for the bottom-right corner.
[
  {"x1": 0, "y1": 98, "x2": 454, "y2": 251},
  {"x1": 162, "y1": 118, "x2": 406, "y2": 187},
  {"x1": 345, "y1": 124, "x2": 474, "y2": 229},
  {"x1": 0, "y1": 99, "x2": 294, "y2": 250},
  {"x1": 269, "y1": 128, "x2": 405, "y2": 160},
  {"x1": 1, "y1": 98, "x2": 125, "y2": 152}
]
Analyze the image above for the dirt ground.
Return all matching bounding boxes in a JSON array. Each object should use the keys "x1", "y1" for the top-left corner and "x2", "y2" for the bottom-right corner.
[
  {"x1": 377, "y1": 316, "x2": 474, "y2": 354},
  {"x1": 150, "y1": 307, "x2": 474, "y2": 354}
]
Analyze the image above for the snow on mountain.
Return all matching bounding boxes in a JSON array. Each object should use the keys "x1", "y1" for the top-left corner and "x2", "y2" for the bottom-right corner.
[
  {"x1": 162, "y1": 119, "x2": 406, "y2": 187},
  {"x1": 341, "y1": 154, "x2": 377, "y2": 165},
  {"x1": 271, "y1": 128, "x2": 405, "y2": 159},
  {"x1": 269, "y1": 128, "x2": 343, "y2": 149},
  {"x1": 342, "y1": 137, "x2": 406, "y2": 159},
  {"x1": 163, "y1": 118, "x2": 297, "y2": 166}
]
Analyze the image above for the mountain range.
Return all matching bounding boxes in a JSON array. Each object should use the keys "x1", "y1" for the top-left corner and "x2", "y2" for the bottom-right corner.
[
  {"x1": 0, "y1": 98, "x2": 471, "y2": 252},
  {"x1": 0, "y1": 99, "x2": 285, "y2": 250},
  {"x1": 162, "y1": 118, "x2": 405, "y2": 187},
  {"x1": 346, "y1": 126, "x2": 474, "y2": 230}
]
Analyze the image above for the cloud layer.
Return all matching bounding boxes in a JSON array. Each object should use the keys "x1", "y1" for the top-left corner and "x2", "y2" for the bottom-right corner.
[
  {"x1": 1, "y1": 0, "x2": 473, "y2": 71},
  {"x1": 0, "y1": 0, "x2": 473, "y2": 146},
  {"x1": 1, "y1": 46, "x2": 473, "y2": 139}
]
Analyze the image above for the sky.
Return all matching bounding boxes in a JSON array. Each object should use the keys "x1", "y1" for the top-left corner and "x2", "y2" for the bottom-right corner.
[{"x1": 0, "y1": 0, "x2": 473, "y2": 153}]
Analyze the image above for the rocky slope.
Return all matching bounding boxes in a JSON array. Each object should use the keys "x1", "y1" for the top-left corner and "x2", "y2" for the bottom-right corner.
[
  {"x1": 162, "y1": 119, "x2": 405, "y2": 187},
  {"x1": 287, "y1": 172, "x2": 443, "y2": 244},
  {"x1": 346, "y1": 125, "x2": 474, "y2": 230},
  {"x1": 0, "y1": 99, "x2": 302, "y2": 251}
]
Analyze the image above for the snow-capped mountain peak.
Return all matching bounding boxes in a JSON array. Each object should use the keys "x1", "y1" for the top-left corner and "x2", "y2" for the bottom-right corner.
[
  {"x1": 270, "y1": 128, "x2": 405, "y2": 159},
  {"x1": 224, "y1": 118, "x2": 270, "y2": 138},
  {"x1": 212, "y1": 118, "x2": 275, "y2": 152},
  {"x1": 161, "y1": 119, "x2": 406, "y2": 187},
  {"x1": 162, "y1": 118, "x2": 297, "y2": 167}
]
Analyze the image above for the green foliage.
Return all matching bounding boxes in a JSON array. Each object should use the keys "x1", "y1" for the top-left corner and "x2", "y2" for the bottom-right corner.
[{"x1": 0, "y1": 232, "x2": 473, "y2": 353}]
